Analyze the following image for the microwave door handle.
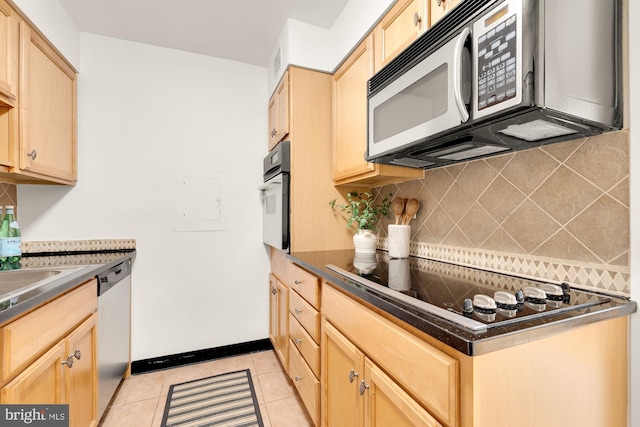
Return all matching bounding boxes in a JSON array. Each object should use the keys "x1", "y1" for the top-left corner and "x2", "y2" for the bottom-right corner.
[{"x1": 452, "y1": 27, "x2": 470, "y2": 123}]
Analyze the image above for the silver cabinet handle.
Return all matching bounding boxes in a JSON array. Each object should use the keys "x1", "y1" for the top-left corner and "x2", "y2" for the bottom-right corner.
[
  {"x1": 74, "y1": 349, "x2": 81, "y2": 360},
  {"x1": 359, "y1": 380, "x2": 369, "y2": 396},
  {"x1": 294, "y1": 308, "x2": 302, "y2": 315},
  {"x1": 294, "y1": 376, "x2": 303, "y2": 381},
  {"x1": 294, "y1": 338, "x2": 302, "y2": 345},
  {"x1": 271, "y1": 128, "x2": 277, "y2": 137},
  {"x1": 294, "y1": 280, "x2": 302, "y2": 285},
  {"x1": 349, "y1": 369, "x2": 359, "y2": 383},
  {"x1": 413, "y1": 12, "x2": 421, "y2": 26},
  {"x1": 271, "y1": 287, "x2": 277, "y2": 295},
  {"x1": 27, "y1": 149, "x2": 37, "y2": 160},
  {"x1": 62, "y1": 355, "x2": 74, "y2": 368},
  {"x1": 437, "y1": 0, "x2": 443, "y2": 6}
]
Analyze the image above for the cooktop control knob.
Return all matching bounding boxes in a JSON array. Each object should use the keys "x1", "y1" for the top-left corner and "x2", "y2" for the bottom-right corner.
[
  {"x1": 539, "y1": 283, "x2": 564, "y2": 300},
  {"x1": 515, "y1": 289, "x2": 524, "y2": 304},
  {"x1": 462, "y1": 298, "x2": 474, "y2": 314},
  {"x1": 473, "y1": 294, "x2": 497, "y2": 311},
  {"x1": 494, "y1": 291, "x2": 518, "y2": 308},
  {"x1": 523, "y1": 286, "x2": 547, "y2": 300}
]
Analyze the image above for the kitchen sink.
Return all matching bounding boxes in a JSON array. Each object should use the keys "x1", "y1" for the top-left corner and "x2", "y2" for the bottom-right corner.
[{"x1": 0, "y1": 266, "x2": 87, "y2": 305}]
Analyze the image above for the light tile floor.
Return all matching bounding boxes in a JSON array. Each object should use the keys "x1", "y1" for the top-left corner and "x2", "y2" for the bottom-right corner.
[{"x1": 98, "y1": 350, "x2": 313, "y2": 427}]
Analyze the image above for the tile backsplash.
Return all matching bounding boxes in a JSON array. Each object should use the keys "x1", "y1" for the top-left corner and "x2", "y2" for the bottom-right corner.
[
  {"x1": 0, "y1": 182, "x2": 17, "y2": 214},
  {"x1": 374, "y1": 130, "x2": 630, "y2": 296}
]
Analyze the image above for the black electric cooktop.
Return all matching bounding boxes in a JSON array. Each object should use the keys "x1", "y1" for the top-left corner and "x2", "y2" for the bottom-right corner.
[{"x1": 326, "y1": 252, "x2": 612, "y2": 333}]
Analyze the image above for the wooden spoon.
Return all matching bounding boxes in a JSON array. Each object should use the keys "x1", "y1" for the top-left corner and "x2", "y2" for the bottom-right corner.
[
  {"x1": 403, "y1": 199, "x2": 419, "y2": 225},
  {"x1": 391, "y1": 197, "x2": 405, "y2": 225}
]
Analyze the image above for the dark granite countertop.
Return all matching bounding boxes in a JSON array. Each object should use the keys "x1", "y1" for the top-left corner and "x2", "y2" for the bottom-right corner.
[
  {"x1": 288, "y1": 250, "x2": 637, "y2": 356},
  {"x1": 0, "y1": 250, "x2": 136, "y2": 326}
]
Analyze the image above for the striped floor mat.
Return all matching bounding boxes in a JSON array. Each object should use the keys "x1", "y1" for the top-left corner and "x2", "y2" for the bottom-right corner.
[{"x1": 160, "y1": 369, "x2": 264, "y2": 427}]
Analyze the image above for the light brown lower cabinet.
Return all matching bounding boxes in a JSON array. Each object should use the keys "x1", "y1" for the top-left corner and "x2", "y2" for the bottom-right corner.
[
  {"x1": 321, "y1": 281, "x2": 629, "y2": 427},
  {"x1": 269, "y1": 273, "x2": 289, "y2": 371},
  {"x1": 0, "y1": 281, "x2": 99, "y2": 427},
  {"x1": 322, "y1": 319, "x2": 442, "y2": 427}
]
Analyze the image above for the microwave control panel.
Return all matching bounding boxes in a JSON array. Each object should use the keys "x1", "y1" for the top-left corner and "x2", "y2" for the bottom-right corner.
[{"x1": 476, "y1": 10, "x2": 518, "y2": 111}]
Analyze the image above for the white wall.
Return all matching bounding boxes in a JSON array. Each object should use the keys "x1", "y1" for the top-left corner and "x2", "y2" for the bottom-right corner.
[
  {"x1": 18, "y1": 33, "x2": 271, "y2": 361},
  {"x1": 267, "y1": 0, "x2": 394, "y2": 95}
]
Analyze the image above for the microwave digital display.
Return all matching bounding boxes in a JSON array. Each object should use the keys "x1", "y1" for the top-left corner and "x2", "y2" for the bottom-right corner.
[{"x1": 484, "y1": 4, "x2": 509, "y2": 27}]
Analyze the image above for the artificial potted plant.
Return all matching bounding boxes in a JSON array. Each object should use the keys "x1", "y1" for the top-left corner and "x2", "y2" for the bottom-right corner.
[{"x1": 330, "y1": 191, "x2": 392, "y2": 254}]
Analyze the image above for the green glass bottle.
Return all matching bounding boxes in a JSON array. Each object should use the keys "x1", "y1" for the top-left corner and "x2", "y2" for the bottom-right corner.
[
  {"x1": 0, "y1": 206, "x2": 6, "y2": 270},
  {"x1": 0, "y1": 206, "x2": 21, "y2": 270}
]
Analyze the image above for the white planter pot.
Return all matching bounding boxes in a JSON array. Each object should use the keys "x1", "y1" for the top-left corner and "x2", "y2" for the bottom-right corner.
[{"x1": 353, "y1": 229, "x2": 378, "y2": 255}]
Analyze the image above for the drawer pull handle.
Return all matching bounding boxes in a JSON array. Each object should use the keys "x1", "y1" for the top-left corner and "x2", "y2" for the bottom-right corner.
[
  {"x1": 294, "y1": 338, "x2": 302, "y2": 345},
  {"x1": 271, "y1": 128, "x2": 277, "y2": 137},
  {"x1": 359, "y1": 380, "x2": 370, "y2": 396},
  {"x1": 271, "y1": 287, "x2": 277, "y2": 295},
  {"x1": 74, "y1": 349, "x2": 82, "y2": 360},
  {"x1": 62, "y1": 355, "x2": 74, "y2": 368},
  {"x1": 349, "y1": 369, "x2": 359, "y2": 383},
  {"x1": 294, "y1": 376, "x2": 303, "y2": 381},
  {"x1": 294, "y1": 280, "x2": 302, "y2": 285},
  {"x1": 294, "y1": 308, "x2": 302, "y2": 315}
]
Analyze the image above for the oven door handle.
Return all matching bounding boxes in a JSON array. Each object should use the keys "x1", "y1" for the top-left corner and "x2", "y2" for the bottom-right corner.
[
  {"x1": 452, "y1": 27, "x2": 471, "y2": 123},
  {"x1": 259, "y1": 175, "x2": 282, "y2": 191}
]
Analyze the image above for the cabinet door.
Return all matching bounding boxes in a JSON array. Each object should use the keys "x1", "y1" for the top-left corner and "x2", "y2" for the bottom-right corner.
[
  {"x1": 268, "y1": 71, "x2": 289, "y2": 151},
  {"x1": 363, "y1": 358, "x2": 442, "y2": 427},
  {"x1": 333, "y1": 35, "x2": 375, "y2": 183},
  {"x1": 0, "y1": 341, "x2": 67, "y2": 404},
  {"x1": 19, "y1": 23, "x2": 77, "y2": 183},
  {"x1": 430, "y1": 0, "x2": 463, "y2": 26},
  {"x1": 0, "y1": 0, "x2": 17, "y2": 105},
  {"x1": 66, "y1": 313, "x2": 98, "y2": 427},
  {"x1": 322, "y1": 320, "x2": 364, "y2": 427},
  {"x1": 276, "y1": 279, "x2": 289, "y2": 370},
  {"x1": 269, "y1": 274, "x2": 279, "y2": 351},
  {"x1": 374, "y1": 0, "x2": 428, "y2": 72}
]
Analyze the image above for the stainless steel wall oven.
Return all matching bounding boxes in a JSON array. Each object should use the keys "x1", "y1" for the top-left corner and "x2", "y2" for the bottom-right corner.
[{"x1": 259, "y1": 141, "x2": 290, "y2": 251}]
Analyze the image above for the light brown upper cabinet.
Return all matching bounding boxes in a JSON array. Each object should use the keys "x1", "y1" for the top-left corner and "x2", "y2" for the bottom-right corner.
[
  {"x1": 333, "y1": 35, "x2": 423, "y2": 187},
  {"x1": 268, "y1": 70, "x2": 290, "y2": 151},
  {"x1": 0, "y1": 2, "x2": 77, "y2": 185},
  {"x1": 18, "y1": 22, "x2": 77, "y2": 184},
  {"x1": 0, "y1": 0, "x2": 18, "y2": 170},
  {"x1": 374, "y1": 0, "x2": 429, "y2": 72},
  {"x1": 430, "y1": 0, "x2": 463, "y2": 26}
]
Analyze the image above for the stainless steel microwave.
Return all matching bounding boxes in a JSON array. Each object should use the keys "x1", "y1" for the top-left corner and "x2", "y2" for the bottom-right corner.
[{"x1": 367, "y1": 0, "x2": 622, "y2": 169}]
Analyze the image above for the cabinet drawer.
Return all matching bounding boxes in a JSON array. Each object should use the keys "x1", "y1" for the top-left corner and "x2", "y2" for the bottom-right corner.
[
  {"x1": 323, "y1": 283, "x2": 458, "y2": 427},
  {"x1": 289, "y1": 290, "x2": 320, "y2": 343},
  {"x1": 289, "y1": 344, "x2": 320, "y2": 426},
  {"x1": 0, "y1": 280, "x2": 97, "y2": 383},
  {"x1": 289, "y1": 263, "x2": 320, "y2": 309},
  {"x1": 289, "y1": 314, "x2": 320, "y2": 377}
]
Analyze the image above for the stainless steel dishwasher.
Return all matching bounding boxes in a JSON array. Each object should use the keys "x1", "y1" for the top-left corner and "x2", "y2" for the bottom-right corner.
[{"x1": 97, "y1": 259, "x2": 131, "y2": 419}]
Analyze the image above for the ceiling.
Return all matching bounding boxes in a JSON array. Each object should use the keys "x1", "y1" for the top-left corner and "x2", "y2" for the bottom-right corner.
[{"x1": 57, "y1": 0, "x2": 350, "y2": 67}]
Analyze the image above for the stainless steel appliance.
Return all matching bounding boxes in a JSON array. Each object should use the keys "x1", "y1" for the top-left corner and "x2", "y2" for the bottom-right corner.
[
  {"x1": 259, "y1": 141, "x2": 290, "y2": 251},
  {"x1": 97, "y1": 260, "x2": 131, "y2": 418},
  {"x1": 326, "y1": 254, "x2": 626, "y2": 333},
  {"x1": 367, "y1": 0, "x2": 622, "y2": 169}
]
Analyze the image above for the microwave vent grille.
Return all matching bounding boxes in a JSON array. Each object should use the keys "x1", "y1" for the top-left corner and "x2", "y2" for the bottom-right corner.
[
  {"x1": 498, "y1": 119, "x2": 578, "y2": 142},
  {"x1": 369, "y1": 0, "x2": 497, "y2": 96}
]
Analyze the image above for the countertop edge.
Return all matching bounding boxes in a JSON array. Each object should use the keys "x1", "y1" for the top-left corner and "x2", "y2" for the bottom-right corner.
[
  {"x1": 0, "y1": 251, "x2": 136, "y2": 326},
  {"x1": 287, "y1": 251, "x2": 637, "y2": 356}
]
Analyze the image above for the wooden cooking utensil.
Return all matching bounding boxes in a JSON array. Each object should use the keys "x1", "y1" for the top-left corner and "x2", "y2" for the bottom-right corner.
[
  {"x1": 403, "y1": 198, "x2": 419, "y2": 225},
  {"x1": 391, "y1": 197, "x2": 405, "y2": 225}
]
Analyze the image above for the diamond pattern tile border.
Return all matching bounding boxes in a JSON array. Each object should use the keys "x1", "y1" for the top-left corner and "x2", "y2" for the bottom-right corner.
[
  {"x1": 22, "y1": 239, "x2": 136, "y2": 254},
  {"x1": 379, "y1": 238, "x2": 630, "y2": 296}
]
